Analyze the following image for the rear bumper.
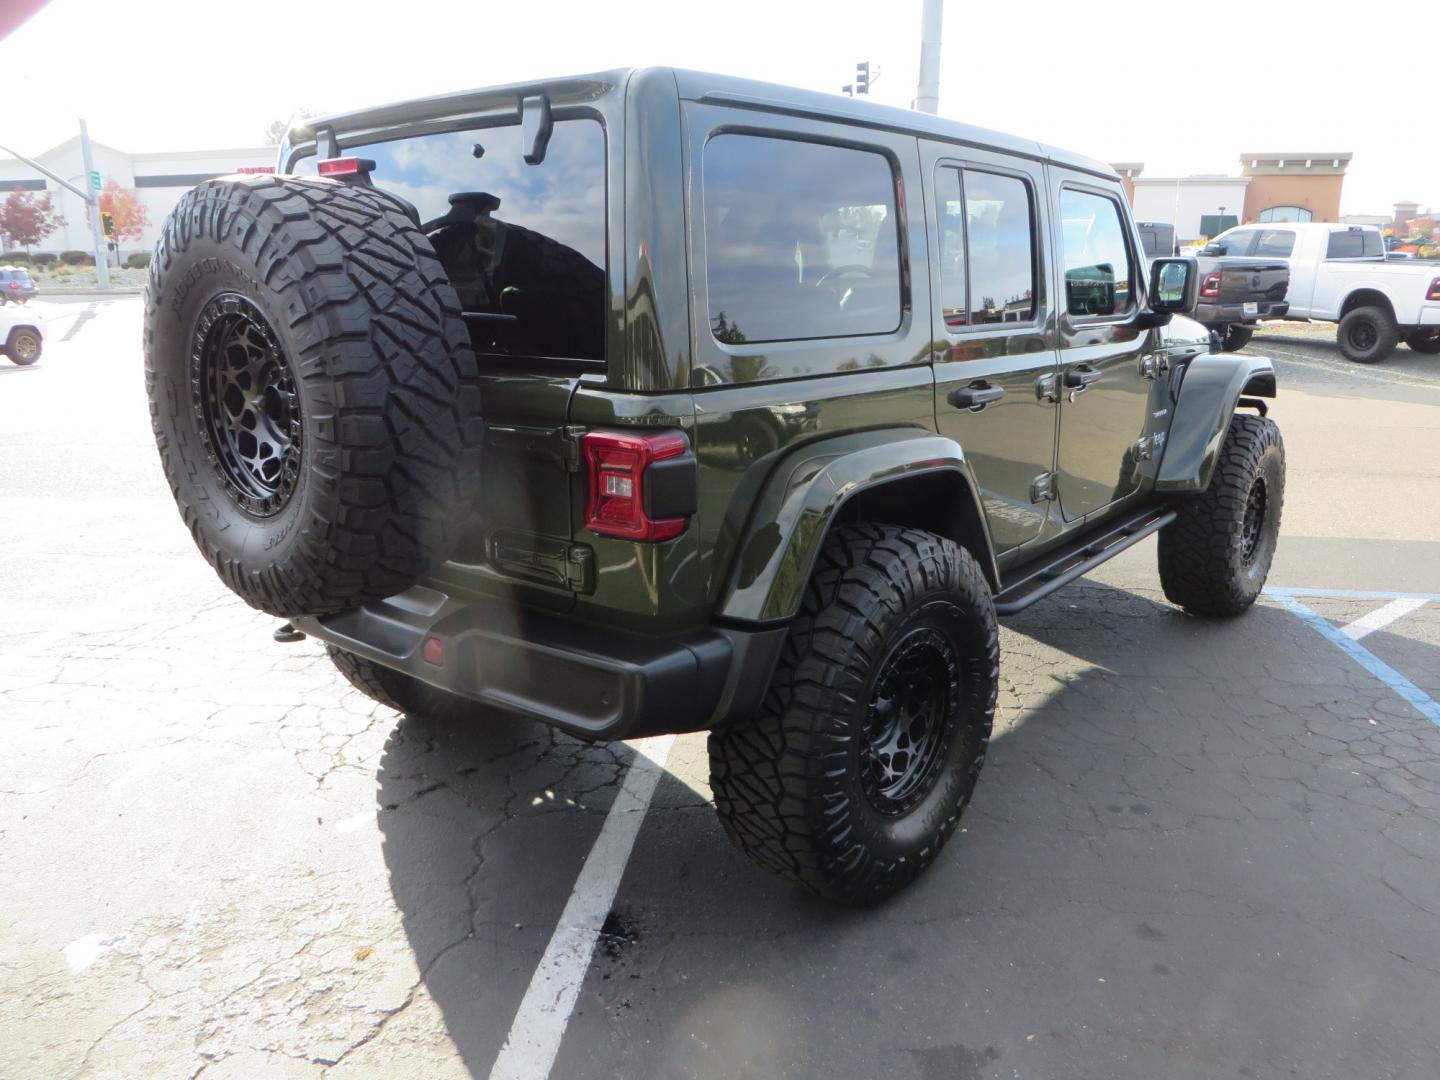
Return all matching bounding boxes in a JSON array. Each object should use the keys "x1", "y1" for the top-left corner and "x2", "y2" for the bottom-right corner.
[
  {"x1": 1197, "y1": 300, "x2": 1289, "y2": 326},
  {"x1": 294, "y1": 587, "x2": 785, "y2": 741}
]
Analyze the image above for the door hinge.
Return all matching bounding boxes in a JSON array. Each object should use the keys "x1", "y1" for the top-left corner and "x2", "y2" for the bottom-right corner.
[
  {"x1": 1132, "y1": 431, "x2": 1167, "y2": 462},
  {"x1": 1035, "y1": 372, "x2": 1061, "y2": 404},
  {"x1": 1029, "y1": 472, "x2": 1056, "y2": 503},
  {"x1": 562, "y1": 424, "x2": 586, "y2": 471},
  {"x1": 1139, "y1": 353, "x2": 1171, "y2": 380}
]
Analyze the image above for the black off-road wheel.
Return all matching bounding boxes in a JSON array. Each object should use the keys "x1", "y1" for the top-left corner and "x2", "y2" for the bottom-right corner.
[
  {"x1": 5, "y1": 327, "x2": 41, "y2": 365},
  {"x1": 1404, "y1": 329, "x2": 1440, "y2": 355},
  {"x1": 1337, "y1": 305, "x2": 1399, "y2": 364},
  {"x1": 1158, "y1": 413, "x2": 1285, "y2": 616},
  {"x1": 327, "y1": 645, "x2": 480, "y2": 724},
  {"x1": 144, "y1": 175, "x2": 483, "y2": 617},
  {"x1": 1219, "y1": 324, "x2": 1253, "y2": 352},
  {"x1": 708, "y1": 524, "x2": 998, "y2": 905}
]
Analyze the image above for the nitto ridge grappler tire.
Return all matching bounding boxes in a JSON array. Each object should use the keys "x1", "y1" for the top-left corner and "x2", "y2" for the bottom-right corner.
[
  {"x1": 708, "y1": 524, "x2": 998, "y2": 905},
  {"x1": 144, "y1": 175, "x2": 482, "y2": 617},
  {"x1": 1158, "y1": 413, "x2": 1285, "y2": 616}
]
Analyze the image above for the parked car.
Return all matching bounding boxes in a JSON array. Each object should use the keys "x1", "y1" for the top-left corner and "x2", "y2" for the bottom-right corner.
[
  {"x1": 1136, "y1": 221, "x2": 1179, "y2": 258},
  {"x1": 1141, "y1": 227, "x2": 1289, "y2": 350},
  {"x1": 143, "y1": 68, "x2": 1285, "y2": 904},
  {"x1": 0, "y1": 305, "x2": 44, "y2": 365},
  {"x1": 1203, "y1": 222, "x2": 1440, "y2": 361},
  {"x1": 0, "y1": 266, "x2": 38, "y2": 304}
]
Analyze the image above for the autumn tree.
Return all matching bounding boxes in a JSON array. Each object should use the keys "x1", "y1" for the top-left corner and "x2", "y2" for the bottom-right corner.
[
  {"x1": 0, "y1": 190, "x2": 66, "y2": 253},
  {"x1": 98, "y1": 179, "x2": 150, "y2": 245}
]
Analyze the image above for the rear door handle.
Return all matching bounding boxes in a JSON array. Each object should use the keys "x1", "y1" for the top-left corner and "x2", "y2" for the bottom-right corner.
[
  {"x1": 947, "y1": 384, "x2": 1006, "y2": 411},
  {"x1": 1063, "y1": 367, "x2": 1103, "y2": 390}
]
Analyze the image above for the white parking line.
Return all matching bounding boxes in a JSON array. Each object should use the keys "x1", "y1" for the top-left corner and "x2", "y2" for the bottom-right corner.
[
  {"x1": 1341, "y1": 598, "x2": 1427, "y2": 641},
  {"x1": 489, "y1": 734, "x2": 676, "y2": 1080}
]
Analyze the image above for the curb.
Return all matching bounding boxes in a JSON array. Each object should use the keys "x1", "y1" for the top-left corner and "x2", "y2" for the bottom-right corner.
[{"x1": 35, "y1": 287, "x2": 145, "y2": 297}]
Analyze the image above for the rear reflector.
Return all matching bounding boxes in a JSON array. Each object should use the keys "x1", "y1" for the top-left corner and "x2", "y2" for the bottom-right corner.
[
  {"x1": 582, "y1": 430, "x2": 695, "y2": 542},
  {"x1": 422, "y1": 636, "x2": 445, "y2": 666}
]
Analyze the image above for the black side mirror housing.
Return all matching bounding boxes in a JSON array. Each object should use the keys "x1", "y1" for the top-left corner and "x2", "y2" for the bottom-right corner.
[
  {"x1": 1198, "y1": 243, "x2": 1222, "y2": 256},
  {"x1": 1149, "y1": 257, "x2": 1199, "y2": 314}
]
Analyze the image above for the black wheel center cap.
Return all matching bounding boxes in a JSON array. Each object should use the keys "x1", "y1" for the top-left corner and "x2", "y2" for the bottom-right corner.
[
  {"x1": 191, "y1": 293, "x2": 302, "y2": 517},
  {"x1": 859, "y1": 626, "x2": 960, "y2": 816}
]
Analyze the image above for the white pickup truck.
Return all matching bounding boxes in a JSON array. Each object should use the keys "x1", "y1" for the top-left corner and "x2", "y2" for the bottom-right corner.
[{"x1": 1203, "y1": 222, "x2": 1440, "y2": 363}]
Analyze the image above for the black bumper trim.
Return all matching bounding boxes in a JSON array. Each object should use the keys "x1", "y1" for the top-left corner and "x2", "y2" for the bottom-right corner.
[{"x1": 294, "y1": 587, "x2": 785, "y2": 741}]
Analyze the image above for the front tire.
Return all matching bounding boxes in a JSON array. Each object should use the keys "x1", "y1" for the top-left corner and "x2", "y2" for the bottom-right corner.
[
  {"x1": 1337, "y1": 306, "x2": 1399, "y2": 364},
  {"x1": 1404, "y1": 329, "x2": 1440, "y2": 355},
  {"x1": 5, "y1": 328, "x2": 41, "y2": 365},
  {"x1": 708, "y1": 524, "x2": 998, "y2": 905},
  {"x1": 1219, "y1": 324, "x2": 1253, "y2": 352},
  {"x1": 1158, "y1": 414, "x2": 1285, "y2": 616}
]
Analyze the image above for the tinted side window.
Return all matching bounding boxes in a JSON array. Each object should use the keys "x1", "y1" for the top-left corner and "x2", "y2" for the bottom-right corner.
[
  {"x1": 1059, "y1": 189, "x2": 1134, "y2": 317},
  {"x1": 937, "y1": 170, "x2": 966, "y2": 327},
  {"x1": 1211, "y1": 230, "x2": 1256, "y2": 256},
  {"x1": 339, "y1": 120, "x2": 607, "y2": 363},
  {"x1": 703, "y1": 134, "x2": 901, "y2": 344},
  {"x1": 1253, "y1": 229, "x2": 1295, "y2": 257},
  {"x1": 963, "y1": 171, "x2": 1035, "y2": 325}
]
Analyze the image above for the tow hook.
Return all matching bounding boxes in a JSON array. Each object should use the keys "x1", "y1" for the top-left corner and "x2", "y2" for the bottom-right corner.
[{"x1": 273, "y1": 621, "x2": 306, "y2": 643}]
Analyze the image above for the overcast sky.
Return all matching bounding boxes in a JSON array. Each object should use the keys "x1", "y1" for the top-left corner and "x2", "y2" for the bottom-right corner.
[{"x1": 2, "y1": 0, "x2": 1435, "y2": 216}]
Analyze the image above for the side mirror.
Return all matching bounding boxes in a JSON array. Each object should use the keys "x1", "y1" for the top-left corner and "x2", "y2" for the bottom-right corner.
[
  {"x1": 1149, "y1": 257, "x2": 1199, "y2": 314},
  {"x1": 1198, "y1": 243, "x2": 1222, "y2": 256}
]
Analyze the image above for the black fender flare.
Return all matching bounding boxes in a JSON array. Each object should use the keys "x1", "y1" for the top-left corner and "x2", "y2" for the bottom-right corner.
[
  {"x1": 715, "y1": 428, "x2": 998, "y2": 624},
  {"x1": 1156, "y1": 355, "x2": 1276, "y2": 493}
]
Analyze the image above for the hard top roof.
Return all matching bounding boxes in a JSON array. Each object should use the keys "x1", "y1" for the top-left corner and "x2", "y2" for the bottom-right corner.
[{"x1": 293, "y1": 67, "x2": 1117, "y2": 182}]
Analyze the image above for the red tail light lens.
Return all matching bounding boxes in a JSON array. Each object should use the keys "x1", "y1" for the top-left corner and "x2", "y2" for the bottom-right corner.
[
  {"x1": 582, "y1": 430, "x2": 695, "y2": 542},
  {"x1": 316, "y1": 156, "x2": 369, "y2": 177},
  {"x1": 1427, "y1": 277, "x2": 1440, "y2": 302},
  {"x1": 1199, "y1": 272, "x2": 1222, "y2": 299}
]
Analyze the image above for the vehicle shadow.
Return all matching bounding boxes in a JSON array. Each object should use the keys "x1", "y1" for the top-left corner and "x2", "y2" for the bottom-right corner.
[
  {"x1": 374, "y1": 581, "x2": 1440, "y2": 1079},
  {"x1": 0, "y1": 364, "x2": 43, "y2": 374}
]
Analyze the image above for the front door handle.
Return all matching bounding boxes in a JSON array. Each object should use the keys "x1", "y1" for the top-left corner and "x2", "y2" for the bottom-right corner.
[
  {"x1": 1063, "y1": 366, "x2": 1103, "y2": 390},
  {"x1": 948, "y1": 383, "x2": 1006, "y2": 411}
]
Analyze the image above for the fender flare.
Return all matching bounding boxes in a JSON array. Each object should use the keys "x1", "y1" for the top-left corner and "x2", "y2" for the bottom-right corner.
[
  {"x1": 1156, "y1": 355, "x2": 1276, "y2": 493},
  {"x1": 715, "y1": 428, "x2": 998, "y2": 624}
]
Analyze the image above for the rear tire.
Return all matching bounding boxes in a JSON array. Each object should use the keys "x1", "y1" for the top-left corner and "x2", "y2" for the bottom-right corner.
[
  {"x1": 1404, "y1": 329, "x2": 1440, "y2": 355},
  {"x1": 1219, "y1": 324, "x2": 1253, "y2": 352},
  {"x1": 1337, "y1": 305, "x2": 1399, "y2": 364},
  {"x1": 5, "y1": 328, "x2": 41, "y2": 365},
  {"x1": 1158, "y1": 414, "x2": 1284, "y2": 616},
  {"x1": 326, "y1": 645, "x2": 480, "y2": 724},
  {"x1": 144, "y1": 175, "x2": 483, "y2": 617},
  {"x1": 708, "y1": 524, "x2": 998, "y2": 905}
]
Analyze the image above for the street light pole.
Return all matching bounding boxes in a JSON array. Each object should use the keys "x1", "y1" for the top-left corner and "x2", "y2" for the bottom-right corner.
[
  {"x1": 79, "y1": 119, "x2": 111, "y2": 289},
  {"x1": 915, "y1": 0, "x2": 943, "y2": 114}
]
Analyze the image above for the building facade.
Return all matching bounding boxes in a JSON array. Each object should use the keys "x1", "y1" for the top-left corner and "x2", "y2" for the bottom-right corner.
[
  {"x1": 0, "y1": 137, "x2": 275, "y2": 259},
  {"x1": 1113, "y1": 151, "x2": 1352, "y2": 241}
]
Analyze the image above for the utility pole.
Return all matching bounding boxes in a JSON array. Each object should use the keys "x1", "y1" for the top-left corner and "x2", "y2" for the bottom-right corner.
[
  {"x1": 915, "y1": 0, "x2": 943, "y2": 114},
  {"x1": 79, "y1": 120, "x2": 111, "y2": 289}
]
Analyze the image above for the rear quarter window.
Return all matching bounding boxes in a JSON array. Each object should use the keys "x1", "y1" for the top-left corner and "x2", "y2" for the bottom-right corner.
[
  {"x1": 702, "y1": 133, "x2": 902, "y2": 344},
  {"x1": 1327, "y1": 230, "x2": 1384, "y2": 259}
]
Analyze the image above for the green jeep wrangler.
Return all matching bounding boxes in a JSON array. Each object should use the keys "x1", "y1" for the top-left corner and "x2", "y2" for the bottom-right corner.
[{"x1": 144, "y1": 68, "x2": 1284, "y2": 904}]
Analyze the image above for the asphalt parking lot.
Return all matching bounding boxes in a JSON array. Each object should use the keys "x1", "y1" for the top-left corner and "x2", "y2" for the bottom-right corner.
[{"x1": 3, "y1": 298, "x2": 1440, "y2": 1080}]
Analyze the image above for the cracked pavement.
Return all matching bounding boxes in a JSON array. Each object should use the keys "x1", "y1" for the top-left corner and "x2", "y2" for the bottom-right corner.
[{"x1": 3, "y1": 298, "x2": 1439, "y2": 1079}]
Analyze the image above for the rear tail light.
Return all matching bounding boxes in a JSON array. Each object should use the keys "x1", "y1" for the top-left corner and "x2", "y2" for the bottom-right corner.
[
  {"x1": 1199, "y1": 272, "x2": 1222, "y2": 299},
  {"x1": 1427, "y1": 277, "x2": 1440, "y2": 302},
  {"x1": 582, "y1": 430, "x2": 697, "y2": 542},
  {"x1": 7, "y1": 282, "x2": 16, "y2": 290}
]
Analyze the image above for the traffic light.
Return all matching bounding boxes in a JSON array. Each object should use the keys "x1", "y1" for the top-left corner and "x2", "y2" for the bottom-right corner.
[
  {"x1": 855, "y1": 62, "x2": 870, "y2": 95},
  {"x1": 101, "y1": 212, "x2": 115, "y2": 238}
]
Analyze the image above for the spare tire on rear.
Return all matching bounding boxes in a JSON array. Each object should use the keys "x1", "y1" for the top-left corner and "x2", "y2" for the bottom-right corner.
[{"x1": 144, "y1": 175, "x2": 483, "y2": 617}]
